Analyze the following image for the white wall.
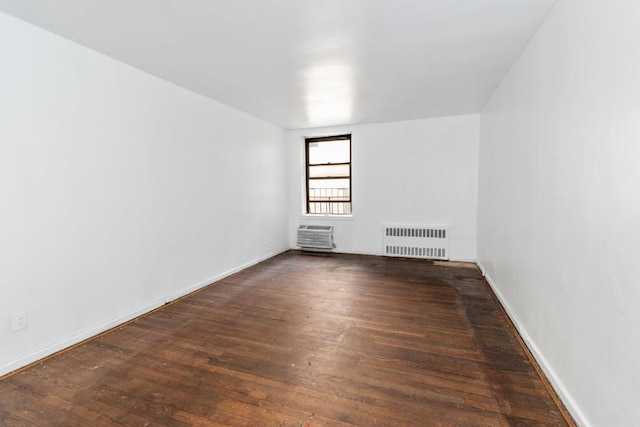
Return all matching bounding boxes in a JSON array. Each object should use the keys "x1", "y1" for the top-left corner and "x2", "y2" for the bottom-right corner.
[
  {"x1": 478, "y1": 0, "x2": 640, "y2": 425},
  {"x1": 287, "y1": 115, "x2": 479, "y2": 261},
  {"x1": 0, "y1": 12, "x2": 289, "y2": 376}
]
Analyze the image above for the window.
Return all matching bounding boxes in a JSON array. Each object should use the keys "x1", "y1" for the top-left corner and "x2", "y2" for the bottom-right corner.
[{"x1": 305, "y1": 134, "x2": 352, "y2": 215}]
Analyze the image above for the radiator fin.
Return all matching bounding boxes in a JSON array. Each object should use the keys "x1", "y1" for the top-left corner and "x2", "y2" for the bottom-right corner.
[{"x1": 382, "y1": 224, "x2": 449, "y2": 260}]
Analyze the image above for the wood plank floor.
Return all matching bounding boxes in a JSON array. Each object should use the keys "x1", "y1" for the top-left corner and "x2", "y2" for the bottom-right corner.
[{"x1": 0, "y1": 251, "x2": 571, "y2": 426}]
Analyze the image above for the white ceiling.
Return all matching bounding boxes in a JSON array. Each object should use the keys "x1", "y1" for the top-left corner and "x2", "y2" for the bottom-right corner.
[{"x1": 0, "y1": 0, "x2": 555, "y2": 129}]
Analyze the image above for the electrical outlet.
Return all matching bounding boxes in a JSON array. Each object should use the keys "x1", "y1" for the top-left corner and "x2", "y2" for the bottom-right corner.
[{"x1": 12, "y1": 312, "x2": 27, "y2": 332}]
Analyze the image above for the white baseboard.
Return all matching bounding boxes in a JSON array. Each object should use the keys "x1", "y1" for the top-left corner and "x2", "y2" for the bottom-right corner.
[
  {"x1": 330, "y1": 248, "x2": 380, "y2": 256},
  {"x1": 477, "y1": 261, "x2": 487, "y2": 276},
  {"x1": 292, "y1": 246, "x2": 476, "y2": 264},
  {"x1": 447, "y1": 257, "x2": 477, "y2": 263},
  {"x1": 0, "y1": 248, "x2": 288, "y2": 378},
  {"x1": 476, "y1": 260, "x2": 588, "y2": 427},
  {"x1": 164, "y1": 248, "x2": 287, "y2": 303},
  {"x1": 0, "y1": 300, "x2": 163, "y2": 377}
]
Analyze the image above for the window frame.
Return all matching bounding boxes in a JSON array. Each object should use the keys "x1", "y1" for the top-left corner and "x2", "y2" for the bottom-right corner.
[{"x1": 305, "y1": 134, "x2": 352, "y2": 215}]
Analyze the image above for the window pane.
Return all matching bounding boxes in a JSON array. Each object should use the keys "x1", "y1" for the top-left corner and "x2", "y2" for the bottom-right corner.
[
  {"x1": 306, "y1": 135, "x2": 351, "y2": 215},
  {"x1": 308, "y1": 164, "x2": 350, "y2": 178},
  {"x1": 309, "y1": 202, "x2": 352, "y2": 215},
  {"x1": 308, "y1": 189, "x2": 350, "y2": 202},
  {"x1": 308, "y1": 178, "x2": 350, "y2": 189},
  {"x1": 308, "y1": 139, "x2": 350, "y2": 164},
  {"x1": 308, "y1": 178, "x2": 350, "y2": 201}
]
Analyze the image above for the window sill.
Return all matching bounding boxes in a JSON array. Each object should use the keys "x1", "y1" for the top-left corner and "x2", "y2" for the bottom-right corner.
[{"x1": 300, "y1": 214, "x2": 354, "y2": 221}]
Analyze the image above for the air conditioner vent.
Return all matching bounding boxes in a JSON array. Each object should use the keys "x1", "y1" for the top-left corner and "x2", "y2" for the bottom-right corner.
[{"x1": 297, "y1": 225, "x2": 334, "y2": 252}]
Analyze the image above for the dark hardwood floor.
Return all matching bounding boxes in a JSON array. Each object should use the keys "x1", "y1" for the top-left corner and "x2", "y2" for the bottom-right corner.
[{"x1": 0, "y1": 251, "x2": 572, "y2": 426}]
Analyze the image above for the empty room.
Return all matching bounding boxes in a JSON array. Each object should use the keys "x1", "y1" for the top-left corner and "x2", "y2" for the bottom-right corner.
[{"x1": 1, "y1": 0, "x2": 638, "y2": 426}]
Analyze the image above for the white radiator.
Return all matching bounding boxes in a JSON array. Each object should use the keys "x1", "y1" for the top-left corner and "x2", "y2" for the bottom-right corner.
[
  {"x1": 383, "y1": 224, "x2": 449, "y2": 260},
  {"x1": 297, "y1": 225, "x2": 334, "y2": 252}
]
